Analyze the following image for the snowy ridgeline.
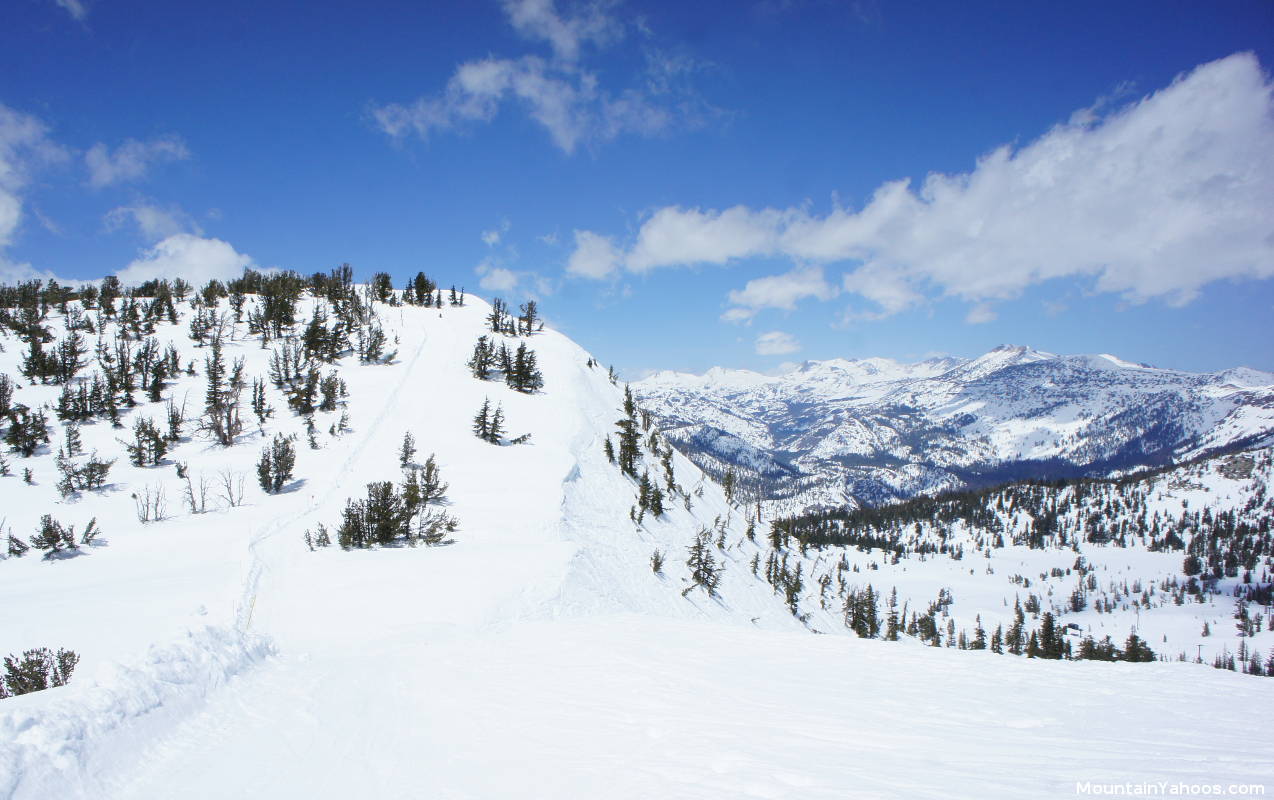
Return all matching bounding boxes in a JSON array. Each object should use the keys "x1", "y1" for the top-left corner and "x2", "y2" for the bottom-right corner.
[
  {"x1": 0, "y1": 274, "x2": 1271, "y2": 798},
  {"x1": 635, "y1": 346, "x2": 1274, "y2": 514}
]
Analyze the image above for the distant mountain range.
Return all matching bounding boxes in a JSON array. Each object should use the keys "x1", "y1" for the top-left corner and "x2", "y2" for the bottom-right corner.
[{"x1": 634, "y1": 345, "x2": 1274, "y2": 516}]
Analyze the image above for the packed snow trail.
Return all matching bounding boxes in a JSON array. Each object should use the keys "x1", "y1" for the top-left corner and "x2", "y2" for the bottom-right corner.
[{"x1": 97, "y1": 618, "x2": 1274, "y2": 799}]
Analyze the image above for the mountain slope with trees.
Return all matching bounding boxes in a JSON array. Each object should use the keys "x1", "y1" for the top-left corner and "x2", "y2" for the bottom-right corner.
[
  {"x1": 0, "y1": 274, "x2": 1268, "y2": 798},
  {"x1": 635, "y1": 347, "x2": 1274, "y2": 517}
]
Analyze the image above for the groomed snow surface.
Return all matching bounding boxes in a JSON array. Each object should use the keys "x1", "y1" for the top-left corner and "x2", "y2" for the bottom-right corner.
[{"x1": 2, "y1": 295, "x2": 1271, "y2": 798}]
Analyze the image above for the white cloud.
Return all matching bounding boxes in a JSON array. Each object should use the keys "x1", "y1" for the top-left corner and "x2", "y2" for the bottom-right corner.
[
  {"x1": 117, "y1": 234, "x2": 253, "y2": 287},
  {"x1": 85, "y1": 135, "x2": 189, "y2": 188},
  {"x1": 53, "y1": 0, "x2": 88, "y2": 21},
  {"x1": 755, "y1": 330, "x2": 801, "y2": 356},
  {"x1": 568, "y1": 53, "x2": 1274, "y2": 320},
  {"x1": 474, "y1": 258, "x2": 520, "y2": 292},
  {"x1": 0, "y1": 104, "x2": 68, "y2": 249},
  {"x1": 722, "y1": 265, "x2": 837, "y2": 322},
  {"x1": 105, "y1": 203, "x2": 202, "y2": 241},
  {"x1": 474, "y1": 256, "x2": 556, "y2": 298},
  {"x1": 840, "y1": 264, "x2": 925, "y2": 321},
  {"x1": 372, "y1": 2, "x2": 709, "y2": 154},
  {"x1": 480, "y1": 266, "x2": 520, "y2": 292},
  {"x1": 0, "y1": 103, "x2": 70, "y2": 283},
  {"x1": 566, "y1": 229, "x2": 621, "y2": 279},
  {"x1": 626, "y1": 205, "x2": 786, "y2": 272},
  {"x1": 481, "y1": 219, "x2": 511, "y2": 247},
  {"x1": 964, "y1": 303, "x2": 997, "y2": 325},
  {"x1": 501, "y1": 0, "x2": 620, "y2": 62}
]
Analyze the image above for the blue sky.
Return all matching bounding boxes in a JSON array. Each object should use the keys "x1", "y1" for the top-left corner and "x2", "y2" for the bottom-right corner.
[{"x1": 2, "y1": 0, "x2": 1272, "y2": 376}]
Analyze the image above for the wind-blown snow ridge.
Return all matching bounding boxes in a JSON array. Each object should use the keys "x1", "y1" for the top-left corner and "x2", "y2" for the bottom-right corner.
[{"x1": 0, "y1": 627, "x2": 273, "y2": 799}]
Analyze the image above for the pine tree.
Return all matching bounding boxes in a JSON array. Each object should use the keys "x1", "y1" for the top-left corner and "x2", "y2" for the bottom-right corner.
[
  {"x1": 507, "y1": 342, "x2": 543, "y2": 393},
  {"x1": 685, "y1": 529, "x2": 721, "y2": 596},
  {"x1": 251, "y1": 377, "x2": 273, "y2": 424},
  {"x1": 256, "y1": 434, "x2": 297, "y2": 494},
  {"x1": 418, "y1": 454, "x2": 448, "y2": 504},
  {"x1": 401, "y1": 467, "x2": 422, "y2": 513},
  {"x1": 1007, "y1": 599, "x2": 1026, "y2": 655},
  {"x1": 64, "y1": 423, "x2": 82, "y2": 456},
  {"x1": 2, "y1": 647, "x2": 79, "y2": 696},
  {"x1": 614, "y1": 418, "x2": 640, "y2": 477},
  {"x1": 1039, "y1": 612, "x2": 1062, "y2": 659},
  {"x1": 399, "y1": 431, "x2": 417, "y2": 468},
  {"x1": 649, "y1": 485, "x2": 664, "y2": 518},
  {"x1": 487, "y1": 298, "x2": 508, "y2": 333},
  {"x1": 467, "y1": 336, "x2": 494, "y2": 379},
  {"x1": 1123, "y1": 633, "x2": 1156, "y2": 663},
  {"x1": 5, "y1": 407, "x2": 50, "y2": 457},
  {"x1": 201, "y1": 336, "x2": 242, "y2": 446},
  {"x1": 414, "y1": 507, "x2": 458, "y2": 546},
  {"x1": 722, "y1": 467, "x2": 737, "y2": 504},
  {"x1": 518, "y1": 300, "x2": 539, "y2": 334},
  {"x1": 7, "y1": 532, "x2": 29, "y2": 558},
  {"x1": 472, "y1": 398, "x2": 492, "y2": 441},
  {"x1": 488, "y1": 405, "x2": 504, "y2": 444},
  {"x1": 972, "y1": 615, "x2": 987, "y2": 650},
  {"x1": 603, "y1": 436, "x2": 615, "y2": 464},
  {"x1": 885, "y1": 588, "x2": 900, "y2": 641},
  {"x1": 124, "y1": 417, "x2": 167, "y2": 466},
  {"x1": 30, "y1": 515, "x2": 75, "y2": 557}
]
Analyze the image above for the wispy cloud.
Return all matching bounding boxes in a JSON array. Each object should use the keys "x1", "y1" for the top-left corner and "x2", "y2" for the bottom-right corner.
[
  {"x1": 501, "y1": 0, "x2": 622, "y2": 62},
  {"x1": 104, "y1": 203, "x2": 203, "y2": 241},
  {"x1": 371, "y1": 1, "x2": 712, "y2": 154},
  {"x1": 52, "y1": 0, "x2": 88, "y2": 22},
  {"x1": 85, "y1": 135, "x2": 189, "y2": 188},
  {"x1": 482, "y1": 218, "x2": 512, "y2": 247},
  {"x1": 0, "y1": 103, "x2": 70, "y2": 283},
  {"x1": 755, "y1": 330, "x2": 801, "y2": 356},
  {"x1": 475, "y1": 256, "x2": 554, "y2": 298},
  {"x1": 565, "y1": 53, "x2": 1274, "y2": 322}
]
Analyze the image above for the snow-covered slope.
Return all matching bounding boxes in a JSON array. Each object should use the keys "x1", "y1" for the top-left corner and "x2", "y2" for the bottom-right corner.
[
  {"x1": 635, "y1": 346, "x2": 1274, "y2": 515},
  {"x1": 0, "y1": 283, "x2": 834, "y2": 797},
  {"x1": 772, "y1": 447, "x2": 1274, "y2": 669},
  {"x1": 1, "y1": 285, "x2": 1270, "y2": 798}
]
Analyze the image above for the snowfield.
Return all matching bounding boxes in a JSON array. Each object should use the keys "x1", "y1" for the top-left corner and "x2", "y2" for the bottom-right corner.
[{"x1": 1, "y1": 287, "x2": 1271, "y2": 798}]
